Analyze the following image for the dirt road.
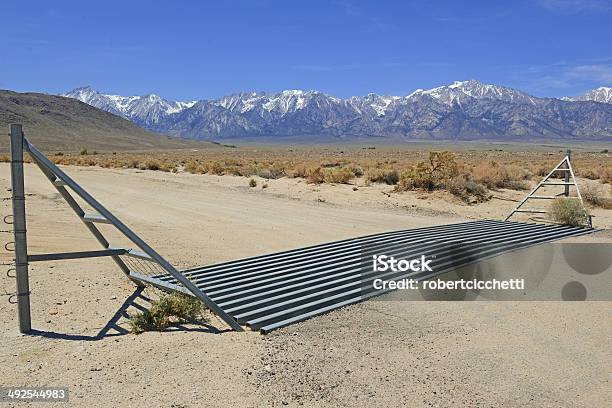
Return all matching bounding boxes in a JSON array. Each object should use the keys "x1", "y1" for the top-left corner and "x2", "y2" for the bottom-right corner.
[{"x1": 0, "y1": 164, "x2": 609, "y2": 407}]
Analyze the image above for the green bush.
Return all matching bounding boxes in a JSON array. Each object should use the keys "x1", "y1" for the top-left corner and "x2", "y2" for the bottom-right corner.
[
  {"x1": 129, "y1": 292, "x2": 206, "y2": 334},
  {"x1": 549, "y1": 198, "x2": 589, "y2": 227}
]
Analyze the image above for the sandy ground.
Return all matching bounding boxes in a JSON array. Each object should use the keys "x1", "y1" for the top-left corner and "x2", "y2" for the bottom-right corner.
[{"x1": 0, "y1": 163, "x2": 610, "y2": 407}]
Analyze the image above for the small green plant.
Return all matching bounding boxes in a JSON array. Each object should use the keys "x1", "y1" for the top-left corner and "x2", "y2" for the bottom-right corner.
[
  {"x1": 549, "y1": 197, "x2": 589, "y2": 227},
  {"x1": 249, "y1": 178, "x2": 257, "y2": 187},
  {"x1": 129, "y1": 293, "x2": 206, "y2": 334}
]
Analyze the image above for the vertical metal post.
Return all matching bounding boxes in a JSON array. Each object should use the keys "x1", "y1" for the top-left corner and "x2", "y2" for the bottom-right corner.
[
  {"x1": 564, "y1": 149, "x2": 571, "y2": 197},
  {"x1": 9, "y1": 124, "x2": 31, "y2": 333}
]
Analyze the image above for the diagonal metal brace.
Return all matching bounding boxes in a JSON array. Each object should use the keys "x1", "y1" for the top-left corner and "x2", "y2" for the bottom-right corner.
[{"x1": 23, "y1": 138, "x2": 243, "y2": 331}]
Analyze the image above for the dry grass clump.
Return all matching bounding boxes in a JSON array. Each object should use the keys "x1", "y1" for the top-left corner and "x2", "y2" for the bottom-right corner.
[
  {"x1": 549, "y1": 197, "x2": 590, "y2": 227},
  {"x1": 472, "y1": 162, "x2": 530, "y2": 190},
  {"x1": 304, "y1": 166, "x2": 355, "y2": 184},
  {"x1": 581, "y1": 184, "x2": 611, "y2": 209},
  {"x1": 365, "y1": 168, "x2": 399, "y2": 185},
  {"x1": 601, "y1": 167, "x2": 612, "y2": 184},
  {"x1": 144, "y1": 159, "x2": 161, "y2": 171},
  {"x1": 395, "y1": 152, "x2": 491, "y2": 203},
  {"x1": 305, "y1": 166, "x2": 325, "y2": 184},
  {"x1": 129, "y1": 292, "x2": 206, "y2": 334},
  {"x1": 579, "y1": 168, "x2": 600, "y2": 180},
  {"x1": 323, "y1": 167, "x2": 354, "y2": 184},
  {"x1": 447, "y1": 176, "x2": 491, "y2": 203},
  {"x1": 0, "y1": 155, "x2": 10, "y2": 162}
]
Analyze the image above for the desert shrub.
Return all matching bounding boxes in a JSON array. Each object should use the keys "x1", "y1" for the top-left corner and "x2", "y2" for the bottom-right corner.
[
  {"x1": 249, "y1": 178, "x2": 257, "y2": 187},
  {"x1": 159, "y1": 163, "x2": 173, "y2": 172},
  {"x1": 80, "y1": 149, "x2": 88, "y2": 155},
  {"x1": 184, "y1": 161, "x2": 199, "y2": 173},
  {"x1": 397, "y1": 151, "x2": 459, "y2": 191},
  {"x1": 262, "y1": 182, "x2": 268, "y2": 189},
  {"x1": 129, "y1": 292, "x2": 206, "y2": 334},
  {"x1": 472, "y1": 162, "x2": 530, "y2": 190},
  {"x1": 208, "y1": 161, "x2": 225, "y2": 175},
  {"x1": 549, "y1": 198, "x2": 589, "y2": 227},
  {"x1": 305, "y1": 167, "x2": 325, "y2": 184},
  {"x1": 323, "y1": 167, "x2": 354, "y2": 184},
  {"x1": 287, "y1": 165, "x2": 307, "y2": 178},
  {"x1": 579, "y1": 168, "x2": 599, "y2": 180},
  {"x1": 533, "y1": 166, "x2": 549, "y2": 177},
  {"x1": 77, "y1": 156, "x2": 96, "y2": 166},
  {"x1": 601, "y1": 167, "x2": 612, "y2": 184},
  {"x1": 346, "y1": 164, "x2": 364, "y2": 177},
  {"x1": 447, "y1": 176, "x2": 490, "y2": 203},
  {"x1": 0, "y1": 155, "x2": 10, "y2": 162},
  {"x1": 256, "y1": 167, "x2": 284, "y2": 179},
  {"x1": 581, "y1": 184, "x2": 611, "y2": 209},
  {"x1": 144, "y1": 159, "x2": 161, "y2": 171},
  {"x1": 366, "y1": 168, "x2": 399, "y2": 185}
]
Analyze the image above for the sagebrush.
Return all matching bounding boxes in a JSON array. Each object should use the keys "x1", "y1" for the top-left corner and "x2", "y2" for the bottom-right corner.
[{"x1": 129, "y1": 292, "x2": 206, "y2": 334}]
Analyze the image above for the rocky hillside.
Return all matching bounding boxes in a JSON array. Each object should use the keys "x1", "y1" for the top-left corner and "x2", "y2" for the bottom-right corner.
[{"x1": 0, "y1": 90, "x2": 207, "y2": 151}]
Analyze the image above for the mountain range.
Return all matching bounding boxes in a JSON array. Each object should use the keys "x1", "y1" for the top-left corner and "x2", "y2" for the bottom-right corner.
[{"x1": 63, "y1": 81, "x2": 612, "y2": 141}]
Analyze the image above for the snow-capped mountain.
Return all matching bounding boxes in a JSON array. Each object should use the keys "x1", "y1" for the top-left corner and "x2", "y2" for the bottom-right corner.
[
  {"x1": 62, "y1": 86, "x2": 196, "y2": 129},
  {"x1": 62, "y1": 81, "x2": 612, "y2": 141},
  {"x1": 573, "y1": 87, "x2": 612, "y2": 104},
  {"x1": 411, "y1": 80, "x2": 538, "y2": 106}
]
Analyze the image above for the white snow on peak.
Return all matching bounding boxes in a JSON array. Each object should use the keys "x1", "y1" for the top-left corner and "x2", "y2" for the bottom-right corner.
[
  {"x1": 576, "y1": 86, "x2": 612, "y2": 104},
  {"x1": 406, "y1": 89, "x2": 424, "y2": 98},
  {"x1": 62, "y1": 87, "x2": 199, "y2": 120}
]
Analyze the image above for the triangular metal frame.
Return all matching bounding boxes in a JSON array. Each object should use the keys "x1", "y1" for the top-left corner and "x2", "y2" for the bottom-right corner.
[
  {"x1": 504, "y1": 150, "x2": 589, "y2": 227},
  {"x1": 9, "y1": 125, "x2": 242, "y2": 332}
]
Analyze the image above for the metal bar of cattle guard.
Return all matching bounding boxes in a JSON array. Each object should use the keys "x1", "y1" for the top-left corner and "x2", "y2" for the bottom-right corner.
[
  {"x1": 9, "y1": 124, "x2": 31, "y2": 333},
  {"x1": 23, "y1": 138, "x2": 243, "y2": 331}
]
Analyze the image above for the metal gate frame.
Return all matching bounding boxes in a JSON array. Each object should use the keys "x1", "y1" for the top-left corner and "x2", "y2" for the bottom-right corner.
[
  {"x1": 7, "y1": 124, "x2": 242, "y2": 332},
  {"x1": 505, "y1": 149, "x2": 590, "y2": 226}
]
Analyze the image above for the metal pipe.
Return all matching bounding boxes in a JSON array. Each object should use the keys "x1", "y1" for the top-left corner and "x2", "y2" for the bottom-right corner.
[
  {"x1": 9, "y1": 124, "x2": 31, "y2": 333},
  {"x1": 564, "y1": 149, "x2": 571, "y2": 197},
  {"x1": 28, "y1": 248, "x2": 128, "y2": 262}
]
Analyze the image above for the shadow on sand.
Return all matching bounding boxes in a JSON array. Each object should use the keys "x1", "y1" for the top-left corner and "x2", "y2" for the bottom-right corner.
[{"x1": 29, "y1": 287, "x2": 226, "y2": 341}]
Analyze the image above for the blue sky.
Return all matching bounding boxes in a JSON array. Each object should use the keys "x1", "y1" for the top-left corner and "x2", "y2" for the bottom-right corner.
[{"x1": 1, "y1": 0, "x2": 611, "y2": 101}]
